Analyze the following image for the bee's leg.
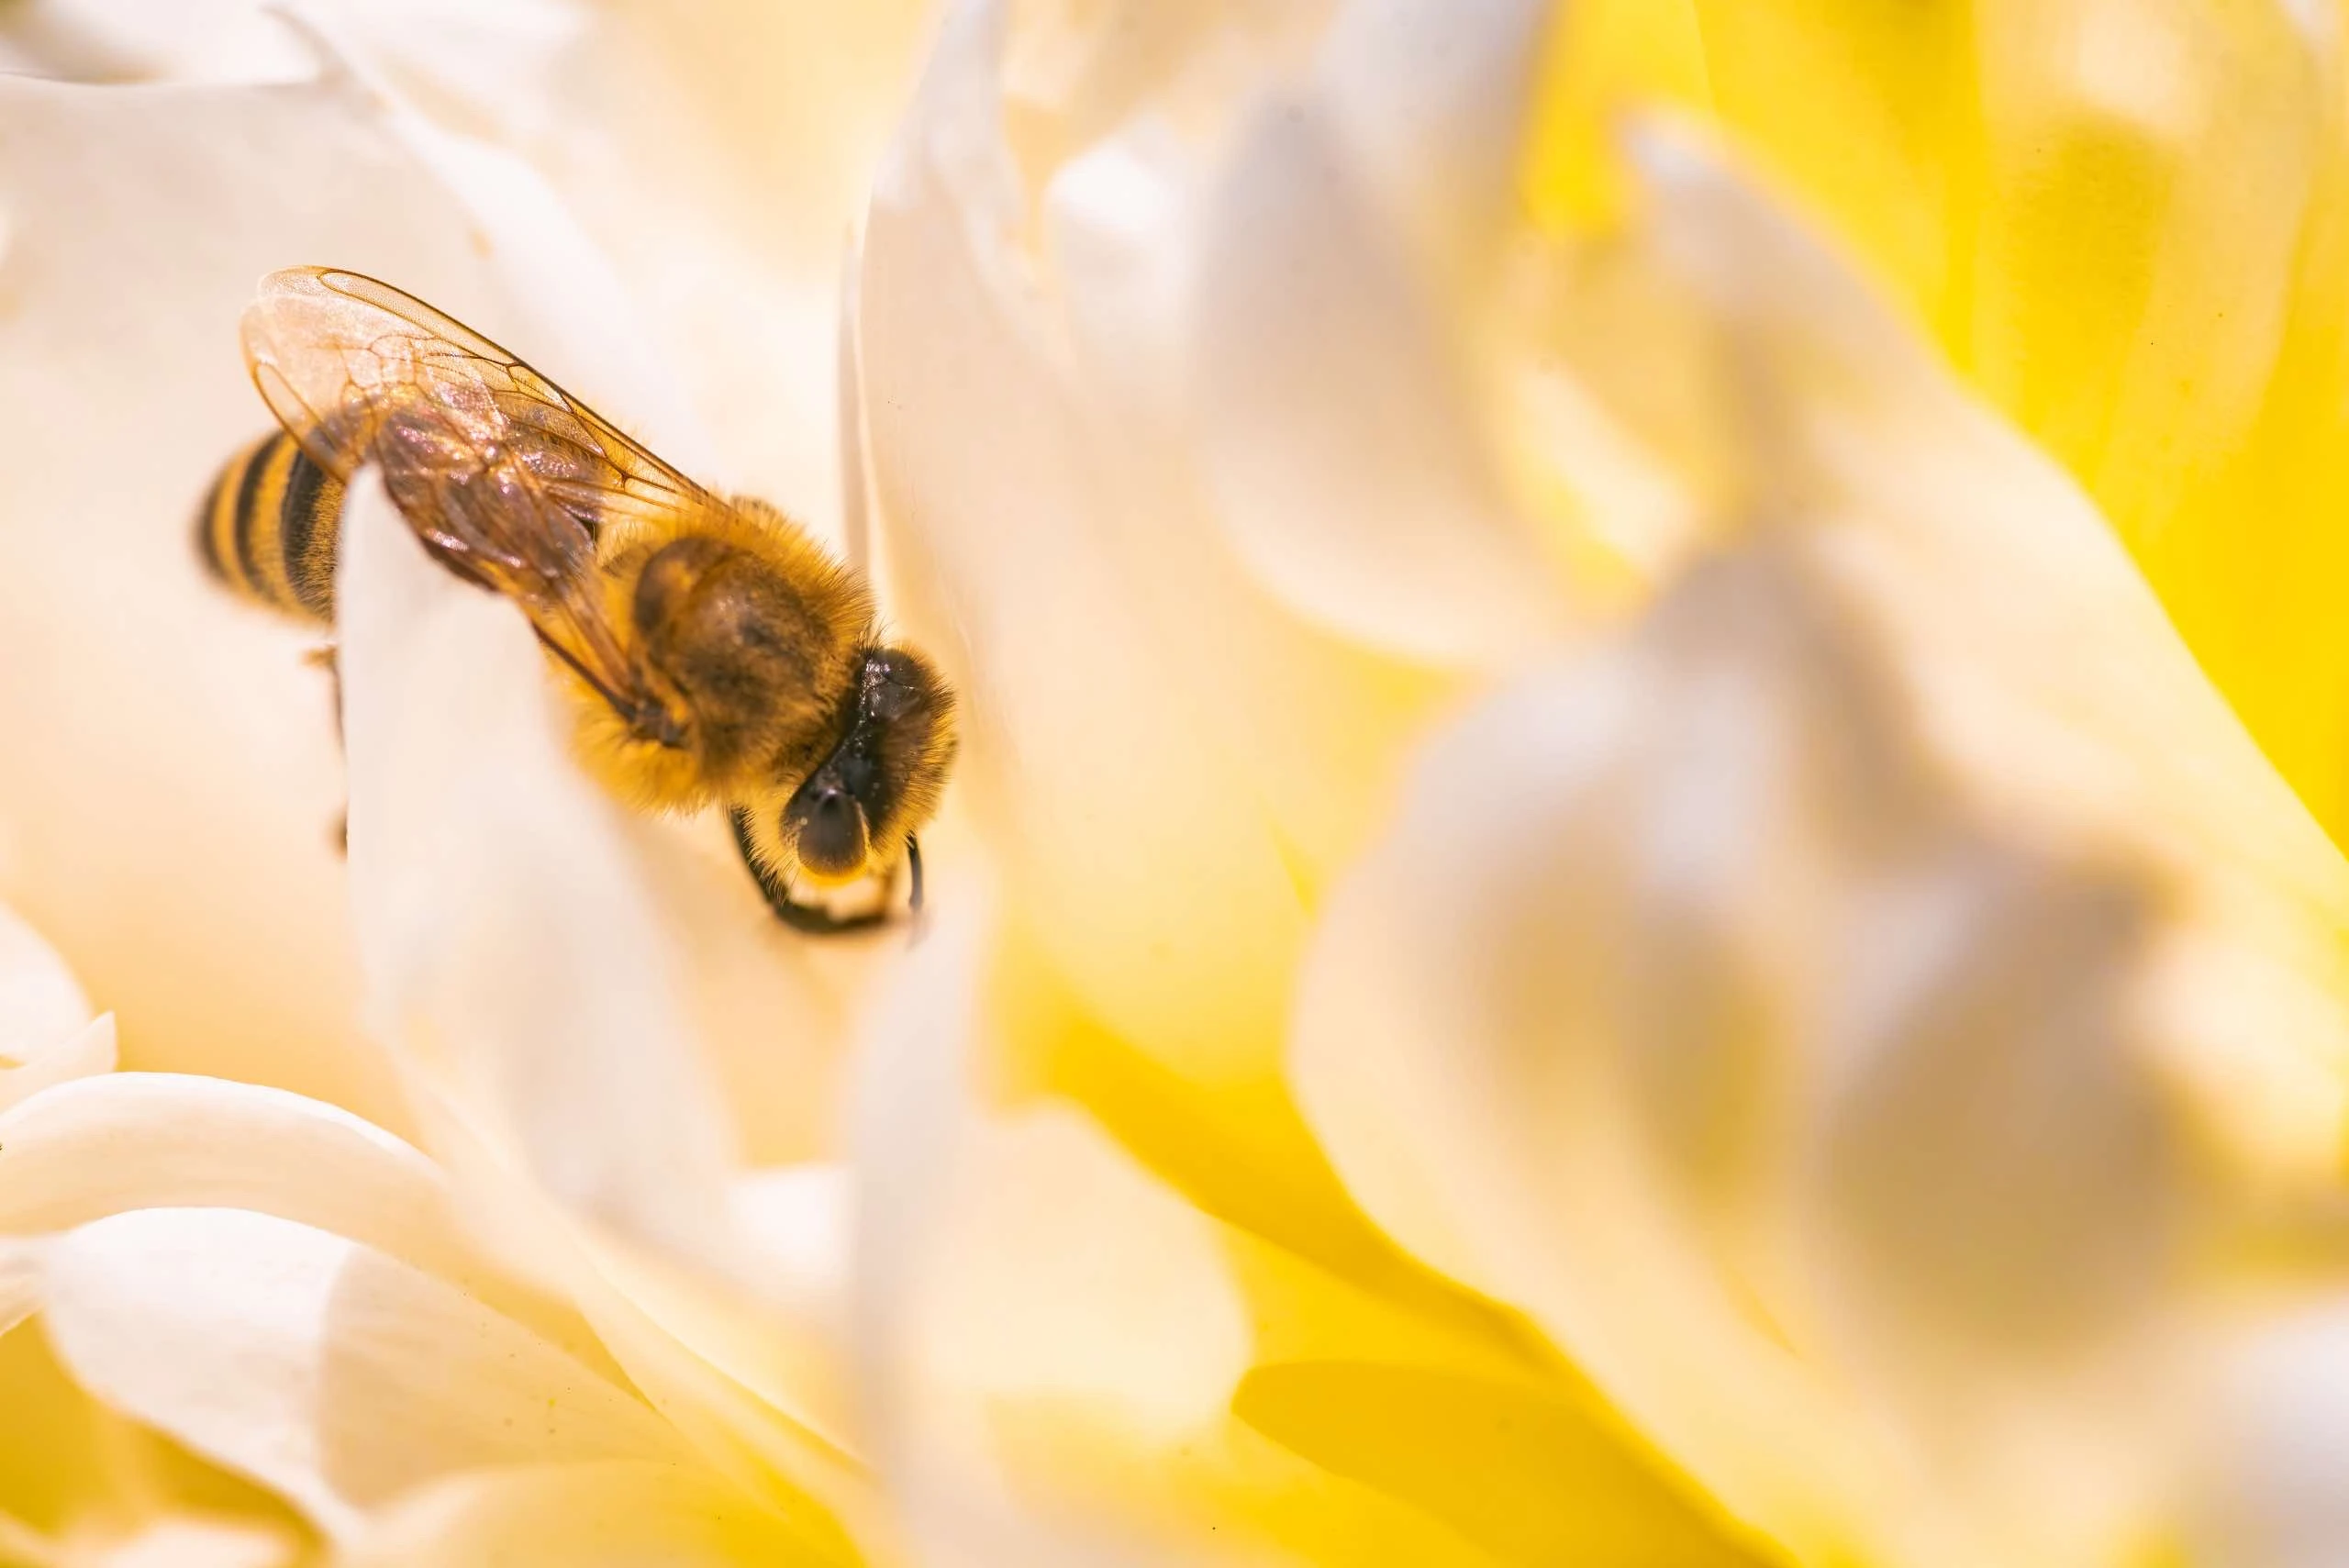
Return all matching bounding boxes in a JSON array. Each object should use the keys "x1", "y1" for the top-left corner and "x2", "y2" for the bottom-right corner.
[
  {"x1": 728, "y1": 807, "x2": 888, "y2": 936},
  {"x1": 905, "y1": 835, "x2": 925, "y2": 914}
]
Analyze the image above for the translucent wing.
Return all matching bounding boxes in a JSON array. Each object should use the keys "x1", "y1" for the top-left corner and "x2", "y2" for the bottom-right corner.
[{"x1": 239, "y1": 266, "x2": 709, "y2": 717}]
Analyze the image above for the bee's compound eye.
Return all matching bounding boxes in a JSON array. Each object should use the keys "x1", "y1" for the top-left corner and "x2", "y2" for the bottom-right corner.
[{"x1": 787, "y1": 785, "x2": 870, "y2": 882}]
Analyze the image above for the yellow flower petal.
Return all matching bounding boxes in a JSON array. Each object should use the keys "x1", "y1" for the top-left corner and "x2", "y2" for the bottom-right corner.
[
  {"x1": 1297, "y1": 126, "x2": 2341, "y2": 1566},
  {"x1": 1531, "y1": 2, "x2": 2349, "y2": 849},
  {"x1": 346, "y1": 1461, "x2": 809, "y2": 1568},
  {"x1": 1233, "y1": 1361, "x2": 1769, "y2": 1566}
]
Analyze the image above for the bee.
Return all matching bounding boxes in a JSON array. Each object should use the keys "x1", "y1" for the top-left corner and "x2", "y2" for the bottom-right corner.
[{"x1": 195, "y1": 267, "x2": 955, "y2": 933}]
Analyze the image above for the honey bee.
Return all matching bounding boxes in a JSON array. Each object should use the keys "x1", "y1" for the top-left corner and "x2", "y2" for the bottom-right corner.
[{"x1": 196, "y1": 267, "x2": 955, "y2": 932}]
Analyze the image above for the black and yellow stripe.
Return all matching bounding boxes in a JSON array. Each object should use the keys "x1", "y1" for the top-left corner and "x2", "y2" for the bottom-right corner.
[{"x1": 195, "y1": 429, "x2": 344, "y2": 623}]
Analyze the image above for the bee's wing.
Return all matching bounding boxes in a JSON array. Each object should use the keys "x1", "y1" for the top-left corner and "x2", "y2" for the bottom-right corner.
[{"x1": 240, "y1": 266, "x2": 710, "y2": 717}]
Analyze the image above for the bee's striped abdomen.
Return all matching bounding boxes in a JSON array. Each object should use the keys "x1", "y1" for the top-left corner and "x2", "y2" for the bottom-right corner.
[{"x1": 196, "y1": 429, "x2": 344, "y2": 623}]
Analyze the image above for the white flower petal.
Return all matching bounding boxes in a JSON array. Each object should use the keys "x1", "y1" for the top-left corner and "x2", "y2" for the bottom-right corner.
[
  {"x1": 1803, "y1": 848, "x2": 2180, "y2": 1358},
  {"x1": 1295, "y1": 536, "x2": 2195, "y2": 1564},
  {"x1": 345, "y1": 1461, "x2": 801, "y2": 1568},
  {"x1": 1042, "y1": 128, "x2": 1462, "y2": 883},
  {"x1": 1314, "y1": 0, "x2": 1561, "y2": 281},
  {"x1": 0, "y1": 1018, "x2": 116, "y2": 1121},
  {"x1": 851, "y1": 895, "x2": 1252, "y2": 1565},
  {"x1": 73, "y1": 1517, "x2": 298, "y2": 1568},
  {"x1": 40, "y1": 1207, "x2": 687, "y2": 1540},
  {"x1": 336, "y1": 472, "x2": 739, "y2": 1270},
  {"x1": 2189, "y1": 1302, "x2": 2349, "y2": 1568},
  {"x1": 863, "y1": 4, "x2": 1308, "y2": 1084},
  {"x1": 729, "y1": 1163, "x2": 850, "y2": 1331},
  {"x1": 1192, "y1": 90, "x2": 1565, "y2": 663},
  {"x1": 0, "y1": 69, "x2": 518, "y2": 1129},
  {"x1": 916, "y1": 1106, "x2": 1250, "y2": 1441},
  {"x1": 0, "y1": 1072, "x2": 605, "y2": 1362},
  {"x1": 1293, "y1": 550, "x2": 1894, "y2": 1556}
]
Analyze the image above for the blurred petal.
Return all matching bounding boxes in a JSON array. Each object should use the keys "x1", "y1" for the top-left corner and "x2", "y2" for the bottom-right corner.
[
  {"x1": 1297, "y1": 122, "x2": 2336, "y2": 1563},
  {"x1": 2189, "y1": 1300, "x2": 2349, "y2": 1568},
  {"x1": 1531, "y1": 2, "x2": 2349, "y2": 850},
  {"x1": 1193, "y1": 86, "x2": 1567, "y2": 662},
  {"x1": 1296, "y1": 539, "x2": 2199, "y2": 1563},
  {"x1": 851, "y1": 896, "x2": 1545, "y2": 1564},
  {"x1": 1586, "y1": 122, "x2": 2349, "y2": 1173},
  {"x1": 345, "y1": 1461, "x2": 804, "y2": 1568},
  {"x1": 856, "y1": 899, "x2": 1186, "y2": 1467},
  {"x1": 40, "y1": 1207, "x2": 689, "y2": 1539},
  {"x1": 1315, "y1": 0, "x2": 1562, "y2": 280},
  {"x1": 1042, "y1": 128, "x2": 1457, "y2": 885}
]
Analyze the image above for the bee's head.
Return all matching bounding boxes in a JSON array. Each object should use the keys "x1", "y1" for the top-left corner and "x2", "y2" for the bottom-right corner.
[{"x1": 782, "y1": 645, "x2": 957, "y2": 886}]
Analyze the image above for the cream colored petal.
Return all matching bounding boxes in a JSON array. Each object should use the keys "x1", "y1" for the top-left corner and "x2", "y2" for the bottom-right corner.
[
  {"x1": 852, "y1": 899, "x2": 1269, "y2": 1566},
  {"x1": 0, "y1": 70, "x2": 500, "y2": 1132},
  {"x1": 863, "y1": 0, "x2": 1306, "y2": 1087},
  {"x1": 335, "y1": 471, "x2": 738, "y2": 1271},
  {"x1": 362, "y1": 1090, "x2": 866, "y2": 1562},
  {"x1": 0, "y1": 1072, "x2": 608, "y2": 1370},
  {"x1": 333, "y1": 479, "x2": 869, "y2": 1530},
  {"x1": 1041, "y1": 129, "x2": 1458, "y2": 887},
  {"x1": 1191, "y1": 90, "x2": 1566, "y2": 663},
  {"x1": 1297, "y1": 124, "x2": 2326, "y2": 1566},
  {"x1": 1314, "y1": 0, "x2": 1562, "y2": 283},
  {"x1": 729, "y1": 1164, "x2": 850, "y2": 1335},
  {"x1": 550, "y1": 0, "x2": 934, "y2": 524},
  {"x1": 0, "y1": 40, "x2": 856, "y2": 1145},
  {"x1": 0, "y1": 1073, "x2": 462, "y2": 1265},
  {"x1": 10, "y1": 0, "x2": 933, "y2": 527},
  {"x1": 40, "y1": 1207, "x2": 689, "y2": 1540},
  {"x1": 345, "y1": 1462, "x2": 805, "y2": 1568},
  {"x1": 2188, "y1": 1302, "x2": 2349, "y2": 1568},
  {"x1": 1296, "y1": 545, "x2": 2204, "y2": 1566},
  {"x1": 913, "y1": 1106, "x2": 1251, "y2": 1441},
  {"x1": 68, "y1": 1517, "x2": 298, "y2": 1568},
  {"x1": 1294, "y1": 551, "x2": 1895, "y2": 1559}
]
